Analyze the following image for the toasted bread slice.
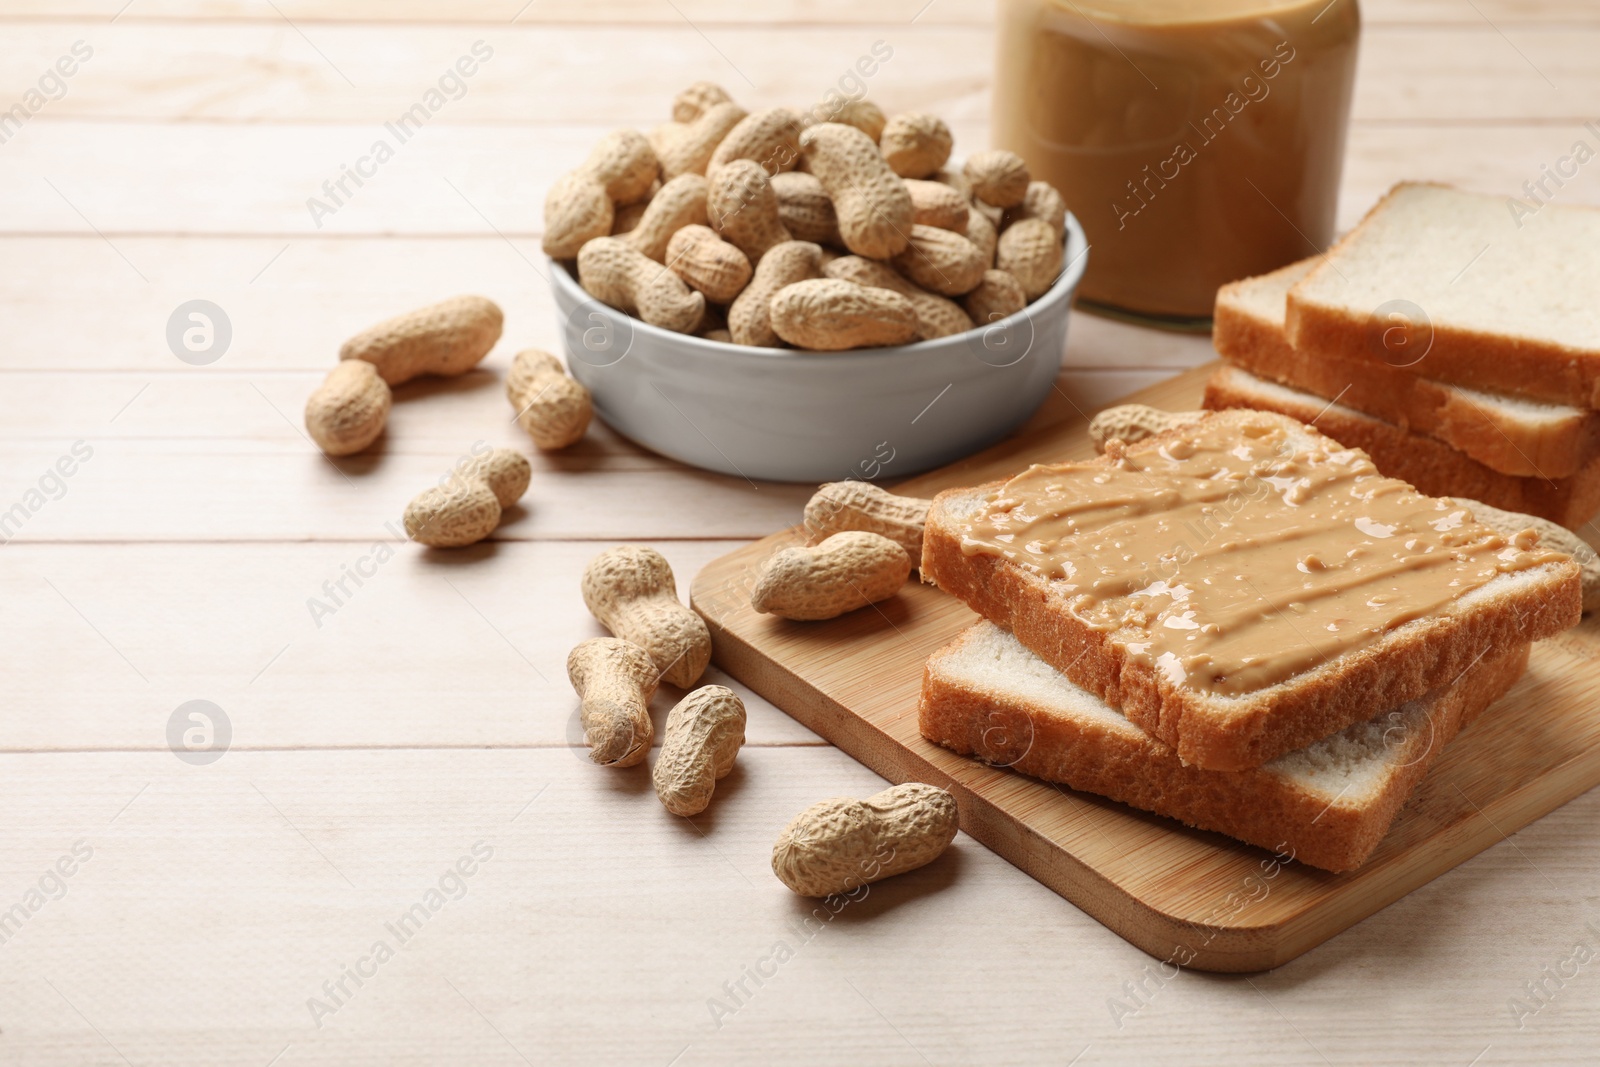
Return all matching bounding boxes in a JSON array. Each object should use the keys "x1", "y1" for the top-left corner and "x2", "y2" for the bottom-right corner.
[
  {"x1": 1205, "y1": 365, "x2": 1600, "y2": 529},
  {"x1": 919, "y1": 622, "x2": 1530, "y2": 873},
  {"x1": 1286, "y1": 183, "x2": 1600, "y2": 408},
  {"x1": 1216, "y1": 257, "x2": 1600, "y2": 478},
  {"x1": 920, "y1": 408, "x2": 1581, "y2": 771}
]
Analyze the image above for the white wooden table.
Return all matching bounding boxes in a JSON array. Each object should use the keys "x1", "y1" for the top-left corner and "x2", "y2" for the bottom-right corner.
[{"x1": 1, "y1": 2, "x2": 1597, "y2": 1063}]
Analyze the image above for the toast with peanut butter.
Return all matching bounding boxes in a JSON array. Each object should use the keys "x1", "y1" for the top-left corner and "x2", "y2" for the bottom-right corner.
[
  {"x1": 920, "y1": 621, "x2": 1529, "y2": 872},
  {"x1": 1204, "y1": 365, "x2": 1600, "y2": 529},
  {"x1": 920, "y1": 409, "x2": 1581, "y2": 771}
]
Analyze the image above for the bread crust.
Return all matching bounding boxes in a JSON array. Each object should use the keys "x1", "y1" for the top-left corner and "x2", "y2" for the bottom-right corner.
[
  {"x1": 1284, "y1": 182, "x2": 1600, "y2": 409},
  {"x1": 919, "y1": 409, "x2": 1582, "y2": 771},
  {"x1": 1205, "y1": 365, "x2": 1600, "y2": 529},
  {"x1": 1215, "y1": 261, "x2": 1600, "y2": 479},
  {"x1": 919, "y1": 624, "x2": 1530, "y2": 873}
]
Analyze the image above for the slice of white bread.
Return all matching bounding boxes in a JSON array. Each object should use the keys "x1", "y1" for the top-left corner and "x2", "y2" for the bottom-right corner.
[
  {"x1": 1286, "y1": 182, "x2": 1600, "y2": 408},
  {"x1": 1217, "y1": 257, "x2": 1600, "y2": 479},
  {"x1": 920, "y1": 408, "x2": 1581, "y2": 771},
  {"x1": 1205, "y1": 364, "x2": 1600, "y2": 529},
  {"x1": 919, "y1": 621, "x2": 1530, "y2": 873}
]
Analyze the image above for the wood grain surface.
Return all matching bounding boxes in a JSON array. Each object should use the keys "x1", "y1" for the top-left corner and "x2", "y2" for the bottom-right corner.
[{"x1": 3, "y1": 0, "x2": 1600, "y2": 1062}]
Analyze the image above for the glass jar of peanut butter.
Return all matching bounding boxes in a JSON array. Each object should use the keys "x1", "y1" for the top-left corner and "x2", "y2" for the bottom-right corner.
[{"x1": 993, "y1": 0, "x2": 1360, "y2": 327}]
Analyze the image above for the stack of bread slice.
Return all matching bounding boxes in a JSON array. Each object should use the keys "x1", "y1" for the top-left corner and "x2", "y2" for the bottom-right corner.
[
  {"x1": 916, "y1": 408, "x2": 1581, "y2": 871},
  {"x1": 1205, "y1": 183, "x2": 1600, "y2": 529}
]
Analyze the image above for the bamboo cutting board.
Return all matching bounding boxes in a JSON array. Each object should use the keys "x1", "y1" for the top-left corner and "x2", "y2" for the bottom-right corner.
[{"x1": 690, "y1": 362, "x2": 1600, "y2": 973}]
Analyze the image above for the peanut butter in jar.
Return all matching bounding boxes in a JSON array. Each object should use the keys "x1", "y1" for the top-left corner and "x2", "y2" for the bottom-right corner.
[{"x1": 993, "y1": 0, "x2": 1360, "y2": 326}]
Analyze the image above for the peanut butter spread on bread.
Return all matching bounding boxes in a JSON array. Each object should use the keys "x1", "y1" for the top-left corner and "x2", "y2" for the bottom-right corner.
[{"x1": 956, "y1": 416, "x2": 1566, "y2": 697}]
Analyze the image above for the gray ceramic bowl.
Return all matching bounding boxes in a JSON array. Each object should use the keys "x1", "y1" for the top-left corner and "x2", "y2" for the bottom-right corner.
[{"x1": 551, "y1": 215, "x2": 1088, "y2": 483}]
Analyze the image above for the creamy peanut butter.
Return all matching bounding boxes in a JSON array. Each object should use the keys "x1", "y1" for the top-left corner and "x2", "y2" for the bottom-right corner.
[
  {"x1": 955, "y1": 419, "x2": 1565, "y2": 696},
  {"x1": 992, "y1": 0, "x2": 1361, "y2": 322}
]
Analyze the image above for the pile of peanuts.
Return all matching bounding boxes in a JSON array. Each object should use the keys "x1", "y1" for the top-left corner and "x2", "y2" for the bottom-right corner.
[{"x1": 544, "y1": 82, "x2": 1069, "y2": 351}]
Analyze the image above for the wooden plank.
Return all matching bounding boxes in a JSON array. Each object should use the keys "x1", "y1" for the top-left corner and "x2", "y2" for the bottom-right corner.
[
  {"x1": 0, "y1": 24, "x2": 1594, "y2": 125},
  {"x1": 0, "y1": 123, "x2": 614, "y2": 238},
  {"x1": 0, "y1": 236, "x2": 1201, "y2": 380},
  {"x1": 0, "y1": 0, "x2": 995, "y2": 25},
  {"x1": 0, "y1": 363, "x2": 1180, "y2": 451},
  {"x1": 0, "y1": 237, "x2": 564, "y2": 375},
  {"x1": 0, "y1": 436, "x2": 815, "y2": 541},
  {"x1": 13, "y1": 121, "x2": 1598, "y2": 240},
  {"x1": 1340, "y1": 121, "x2": 1600, "y2": 226},
  {"x1": 690, "y1": 364, "x2": 1600, "y2": 972},
  {"x1": 0, "y1": 540, "x2": 824, "y2": 750},
  {"x1": 0, "y1": 0, "x2": 1591, "y2": 26},
  {"x1": 0, "y1": 745, "x2": 1595, "y2": 1065},
  {"x1": 0, "y1": 368, "x2": 663, "y2": 457},
  {"x1": 0, "y1": 24, "x2": 992, "y2": 127},
  {"x1": 0, "y1": 367, "x2": 1178, "y2": 540}
]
